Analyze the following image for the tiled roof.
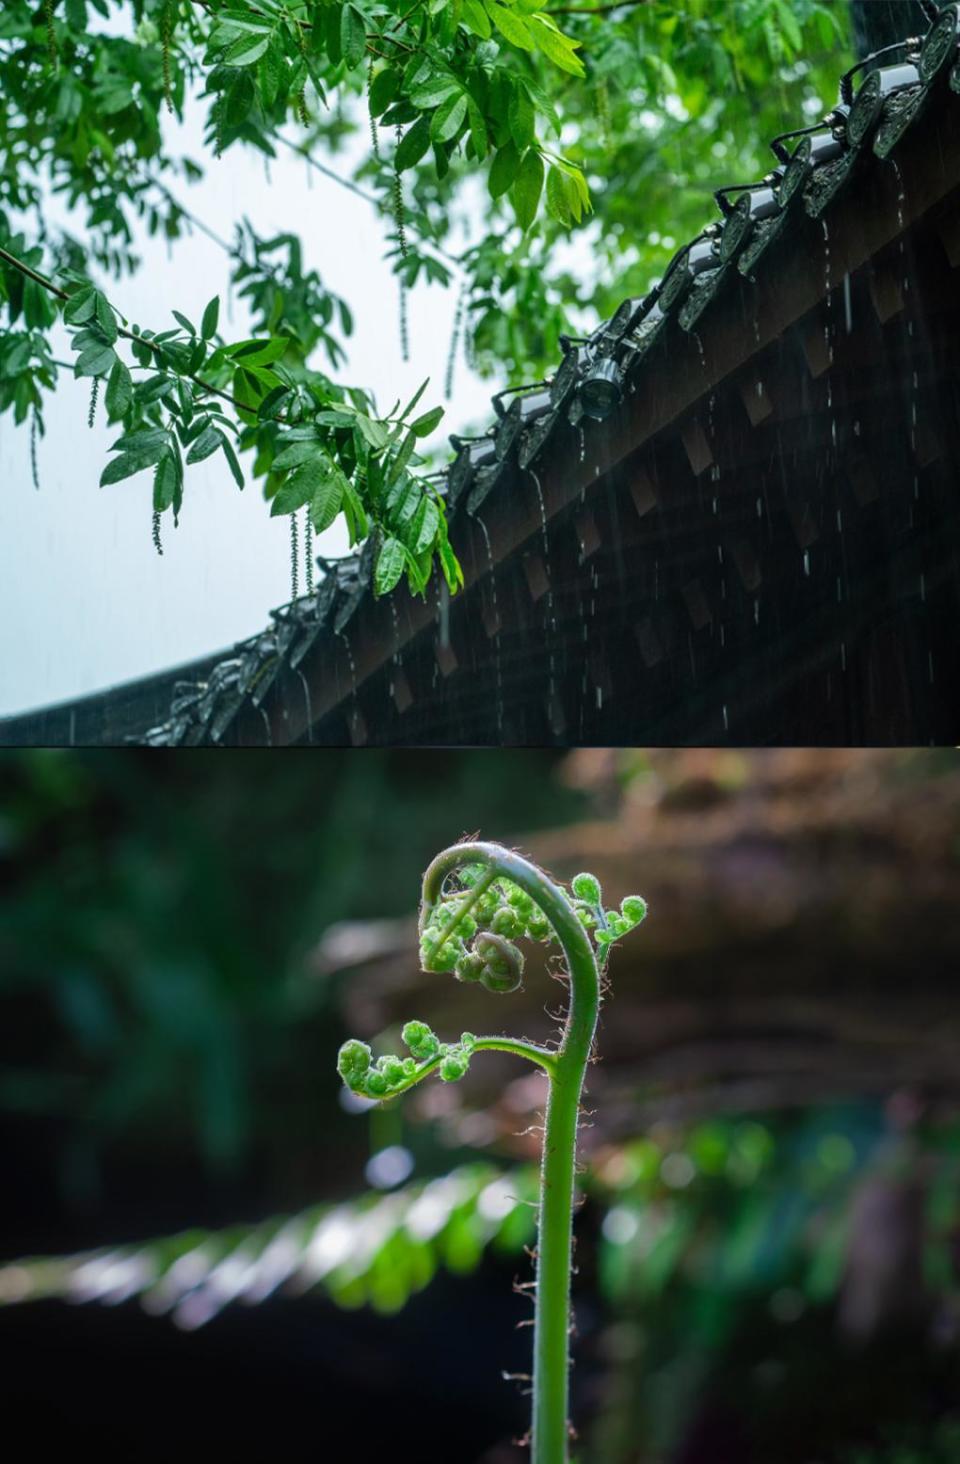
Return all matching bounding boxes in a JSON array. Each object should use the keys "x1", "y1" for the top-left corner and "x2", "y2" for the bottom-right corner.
[{"x1": 3, "y1": 5, "x2": 960, "y2": 747}]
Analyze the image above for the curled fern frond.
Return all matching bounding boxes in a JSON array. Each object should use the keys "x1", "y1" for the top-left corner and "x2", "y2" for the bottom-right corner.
[{"x1": 337, "y1": 841, "x2": 647, "y2": 1464}]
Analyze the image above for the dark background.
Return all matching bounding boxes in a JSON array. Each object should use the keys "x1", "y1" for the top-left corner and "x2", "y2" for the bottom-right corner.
[{"x1": 1, "y1": 749, "x2": 959, "y2": 1463}]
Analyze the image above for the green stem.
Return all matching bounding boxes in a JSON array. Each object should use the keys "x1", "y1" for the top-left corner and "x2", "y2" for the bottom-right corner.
[{"x1": 420, "y1": 842, "x2": 600, "y2": 1464}]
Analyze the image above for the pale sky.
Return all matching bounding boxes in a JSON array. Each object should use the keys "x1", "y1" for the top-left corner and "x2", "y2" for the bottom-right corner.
[{"x1": 0, "y1": 94, "x2": 501, "y2": 717}]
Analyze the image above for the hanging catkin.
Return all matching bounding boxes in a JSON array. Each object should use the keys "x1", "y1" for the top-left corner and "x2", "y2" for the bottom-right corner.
[
  {"x1": 445, "y1": 280, "x2": 466, "y2": 400},
  {"x1": 305, "y1": 512, "x2": 314, "y2": 594},
  {"x1": 44, "y1": 0, "x2": 58, "y2": 69},
  {"x1": 29, "y1": 411, "x2": 40, "y2": 491},
  {"x1": 162, "y1": 1, "x2": 174, "y2": 113},
  {"x1": 394, "y1": 127, "x2": 410, "y2": 362},
  {"x1": 290, "y1": 511, "x2": 299, "y2": 600}
]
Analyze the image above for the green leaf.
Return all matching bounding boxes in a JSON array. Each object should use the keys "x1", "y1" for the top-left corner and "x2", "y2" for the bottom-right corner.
[
  {"x1": 375, "y1": 537, "x2": 406, "y2": 596},
  {"x1": 508, "y1": 86, "x2": 535, "y2": 151},
  {"x1": 270, "y1": 458, "x2": 323, "y2": 515},
  {"x1": 224, "y1": 32, "x2": 271, "y2": 67},
  {"x1": 400, "y1": 378, "x2": 429, "y2": 420},
  {"x1": 355, "y1": 415, "x2": 390, "y2": 450},
  {"x1": 466, "y1": 97, "x2": 488, "y2": 159},
  {"x1": 545, "y1": 163, "x2": 572, "y2": 225},
  {"x1": 488, "y1": 141, "x2": 520, "y2": 199},
  {"x1": 63, "y1": 286, "x2": 96, "y2": 326},
  {"x1": 104, "y1": 358, "x2": 133, "y2": 418},
  {"x1": 272, "y1": 439, "x2": 321, "y2": 472},
  {"x1": 410, "y1": 77, "x2": 461, "y2": 109},
  {"x1": 94, "y1": 292, "x2": 118, "y2": 344},
  {"x1": 414, "y1": 497, "x2": 440, "y2": 552},
  {"x1": 526, "y1": 14, "x2": 584, "y2": 76},
  {"x1": 75, "y1": 344, "x2": 116, "y2": 378},
  {"x1": 510, "y1": 148, "x2": 544, "y2": 231},
  {"x1": 369, "y1": 66, "x2": 400, "y2": 117},
  {"x1": 341, "y1": 4, "x2": 366, "y2": 69},
  {"x1": 172, "y1": 310, "x2": 195, "y2": 336},
  {"x1": 99, "y1": 453, "x2": 145, "y2": 486},
  {"x1": 310, "y1": 458, "x2": 347, "y2": 532},
  {"x1": 485, "y1": 0, "x2": 534, "y2": 50},
  {"x1": 201, "y1": 296, "x2": 220, "y2": 341},
  {"x1": 431, "y1": 91, "x2": 467, "y2": 144},
  {"x1": 220, "y1": 434, "x2": 245, "y2": 489},
  {"x1": 225, "y1": 70, "x2": 255, "y2": 126},
  {"x1": 186, "y1": 423, "x2": 222, "y2": 464},
  {"x1": 395, "y1": 115, "x2": 431, "y2": 171},
  {"x1": 153, "y1": 454, "x2": 178, "y2": 512},
  {"x1": 460, "y1": 0, "x2": 491, "y2": 38},
  {"x1": 104, "y1": 430, "x2": 170, "y2": 474},
  {"x1": 410, "y1": 405, "x2": 443, "y2": 437},
  {"x1": 439, "y1": 537, "x2": 464, "y2": 593},
  {"x1": 775, "y1": 0, "x2": 803, "y2": 54}
]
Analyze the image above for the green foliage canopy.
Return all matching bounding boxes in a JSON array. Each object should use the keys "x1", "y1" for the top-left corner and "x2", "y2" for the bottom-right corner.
[{"x1": 0, "y1": 0, "x2": 850, "y2": 596}]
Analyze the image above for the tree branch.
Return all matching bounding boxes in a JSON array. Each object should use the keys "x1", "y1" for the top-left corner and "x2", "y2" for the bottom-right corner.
[
  {"x1": 547, "y1": 0, "x2": 651, "y2": 12},
  {"x1": 0, "y1": 242, "x2": 252, "y2": 417}
]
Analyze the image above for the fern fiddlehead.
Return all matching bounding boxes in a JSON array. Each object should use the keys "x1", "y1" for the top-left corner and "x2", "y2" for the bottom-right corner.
[{"x1": 337, "y1": 840, "x2": 646, "y2": 1464}]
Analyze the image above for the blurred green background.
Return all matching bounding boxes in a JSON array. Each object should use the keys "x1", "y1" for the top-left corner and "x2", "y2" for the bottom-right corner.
[{"x1": 1, "y1": 749, "x2": 959, "y2": 1464}]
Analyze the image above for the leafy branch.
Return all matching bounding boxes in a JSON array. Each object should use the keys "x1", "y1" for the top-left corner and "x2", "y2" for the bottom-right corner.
[{"x1": 0, "y1": 234, "x2": 461, "y2": 594}]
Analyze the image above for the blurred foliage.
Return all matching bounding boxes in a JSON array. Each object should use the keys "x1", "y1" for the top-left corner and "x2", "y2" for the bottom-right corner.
[
  {"x1": 844, "y1": 1420, "x2": 960, "y2": 1464},
  {"x1": 4, "y1": 1103, "x2": 960, "y2": 1460},
  {"x1": 0, "y1": 1162, "x2": 539, "y2": 1327},
  {"x1": 0, "y1": 748, "x2": 582, "y2": 1198}
]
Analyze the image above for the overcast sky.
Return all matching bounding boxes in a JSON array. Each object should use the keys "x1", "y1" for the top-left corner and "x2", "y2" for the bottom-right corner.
[{"x1": 0, "y1": 94, "x2": 501, "y2": 718}]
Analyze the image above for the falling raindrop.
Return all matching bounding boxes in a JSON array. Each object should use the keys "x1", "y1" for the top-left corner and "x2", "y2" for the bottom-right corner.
[
  {"x1": 296, "y1": 669, "x2": 314, "y2": 743},
  {"x1": 803, "y1": 550, "x2": 811, "y2": 577},
  {"x1": 722, "y1": 704, "x2": 729, "y2": 732},
  {"x1": 336, "y1": 629, "x2": 358, "y2": 702},
  {"x1": 476, "y1": 517, "x2": 504, "y2": 738},
  {"x1": 258, "y1": 707, "x2": 272, "y2": 745}
]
